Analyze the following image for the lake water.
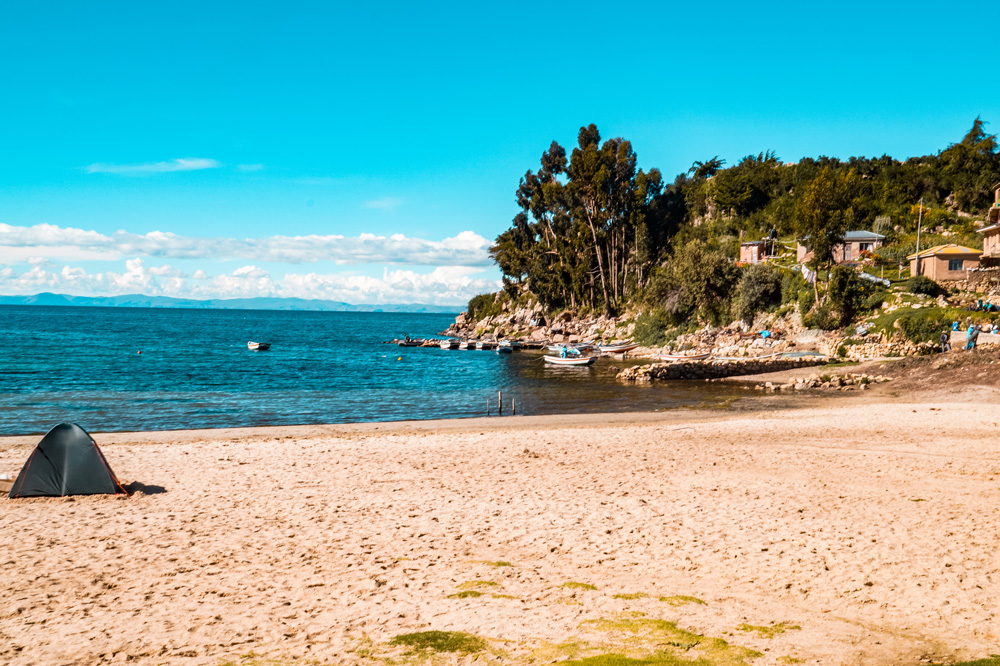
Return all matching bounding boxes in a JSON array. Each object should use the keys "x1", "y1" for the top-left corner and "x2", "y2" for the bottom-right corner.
[{"x1": 0, "y1": 305, "x2": 738, "y2": 435}]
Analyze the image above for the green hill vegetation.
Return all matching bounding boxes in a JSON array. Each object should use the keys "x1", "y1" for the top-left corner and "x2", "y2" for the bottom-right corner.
[{"x1": 479, "y1": 119, "x2": 999, "y2": 334}]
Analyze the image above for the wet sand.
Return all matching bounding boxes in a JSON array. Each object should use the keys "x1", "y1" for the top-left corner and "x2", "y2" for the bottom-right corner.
[{"x1": 2, "y1": 390, "x2": 999, "y2": 666}]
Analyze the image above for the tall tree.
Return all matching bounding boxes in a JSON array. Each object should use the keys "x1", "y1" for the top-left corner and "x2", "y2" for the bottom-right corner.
[{"x1": 794, "y1": 167, "x2": 860, "y2": 304}]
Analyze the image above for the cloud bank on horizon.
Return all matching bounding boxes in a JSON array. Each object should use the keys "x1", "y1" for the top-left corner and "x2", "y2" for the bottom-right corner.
[{"x1": 0, "y1": 223, "x2": 499, "y2": 305}]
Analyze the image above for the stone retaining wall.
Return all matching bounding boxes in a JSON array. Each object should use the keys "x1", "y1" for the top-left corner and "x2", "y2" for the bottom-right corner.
[{"x1": 617, "y1": 357, "x2": 830, "y2": 382}]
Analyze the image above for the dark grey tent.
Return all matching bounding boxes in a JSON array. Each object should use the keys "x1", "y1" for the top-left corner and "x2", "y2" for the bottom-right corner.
[{"x1": 8, "y1": 423, "x2": 129, "y2": 498}]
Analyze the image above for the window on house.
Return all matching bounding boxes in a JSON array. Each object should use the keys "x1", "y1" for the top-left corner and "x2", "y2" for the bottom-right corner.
[
  {"x1": 860, "y1": 243, "x2": 872, "y2": 252},
  {"x1": 948, "y1": 259, "x2": 963, "y2": 271}
]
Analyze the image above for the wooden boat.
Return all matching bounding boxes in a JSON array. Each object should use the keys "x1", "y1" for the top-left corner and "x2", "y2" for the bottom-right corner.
[
  {"x1": 247, "y1": 341, "x2": 271, "y2": 351},
  {"x1": 599, "y1": 342, "x2": 639, "y2": 354},
  {"x1": 439, "y1": 339, "x2": 459, "y2": 350},
  {"x1": 660, "y1": 352, "x2": 711, "y2": 362},
  {"x1": 543, "y1": 355, "x2": 595, "y2": 366}
]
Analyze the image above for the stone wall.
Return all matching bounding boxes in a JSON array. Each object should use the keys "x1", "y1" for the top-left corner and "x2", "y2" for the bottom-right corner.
[{"x1": 617, "y1": 356, "x2": 830, "y2": 382}]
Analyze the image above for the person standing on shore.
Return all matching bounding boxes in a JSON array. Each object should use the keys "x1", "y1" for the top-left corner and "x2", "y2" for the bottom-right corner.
[
  {"x1": 940, "y1": 330, "x2": 951, "y2": 353},
  {"x1": 967, "y1": 324, "x2": 980, "y2": 350}
]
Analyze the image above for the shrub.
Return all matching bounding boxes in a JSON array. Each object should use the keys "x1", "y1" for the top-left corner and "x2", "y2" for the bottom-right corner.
[
  {"x1": 798, "y1": 289, "x2": 816, "y2": 317},
  {"x1": 390, "y1": 631, "x2": 488, "y2": 654},
  {"x1": 803, "y1": 303, "x2": 840, "y2": 330},
  {"x1": 781, "y1": 271, "x2": 809, "y2": 305},
  {"x1": 827, "y1": 267, "x2": 872, "y2": 326},
  {"x1": 905, "y1": 275, "x2": 943, "y2": 297},
  {"x1": 634, "y1": 308, "x2": 671, "y2": 347},
  {"x1": 865, "y1": 289, "x2": 888, "y2": 311},
  {"x1": 735, "y1": 263, "x2": 783, "y2": 323},
  {"x1": 897, "y1": 310, "x2": 953, "y2": 343}
]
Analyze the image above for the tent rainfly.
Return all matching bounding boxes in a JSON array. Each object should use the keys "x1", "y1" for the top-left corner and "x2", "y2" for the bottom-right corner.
[{"x1": 8, "y1": 423, "x2": 130, "y2": 498}]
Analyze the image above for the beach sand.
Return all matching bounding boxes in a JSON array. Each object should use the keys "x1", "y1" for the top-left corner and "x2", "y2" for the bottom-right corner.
[{"x1": 2, "y1": 390, "x2": 999, "y2": 666}]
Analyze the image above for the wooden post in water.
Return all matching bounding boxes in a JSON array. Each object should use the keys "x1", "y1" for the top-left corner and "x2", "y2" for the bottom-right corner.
[
  {"x1": 498, "y1": 390, "x2": 503, "y2": 416},
  {"x1": 486, "y1": 399, "x2": 490, "y2": 416},
  {"x1": 511, "y1": 398, "x2": 515, "y2": 416}
]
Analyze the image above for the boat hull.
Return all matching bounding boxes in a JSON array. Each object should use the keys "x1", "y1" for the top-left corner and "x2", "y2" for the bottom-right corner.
[
  {"x1": 660, "y1": 353, "x2": 711, "y2": 362},
  {"x1": 247, "y1": 342, "x2": 271, "y2": 351},
  {"x1": 543, "y1": 355, "x2": 595, "y2": 366},
  {"x1": 600, "y1": 343, "x2": 638, "y2": 354}
]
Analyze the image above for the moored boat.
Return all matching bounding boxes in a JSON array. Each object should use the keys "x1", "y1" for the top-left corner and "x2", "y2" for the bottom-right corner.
[
  {"x1": 398, "y1": 340, "x2": 420, "y2": 347},
  {"x1": 439, "y1": 339, "x2": 459, "y2": 350},
  {"x1": 599, "y1": 341, "x2": 639, "y2": 354},
  {"x1": 543, "y1": 355, "x2": 595, "y2": 366},
  {"x1": 476, "y1": 341, "x2": 496, "y2": 350},
  {"x1": 458, "y1": 340, "x2": 471, "y2": 350},
  {"x1": 247, "y1": 341, "x2": 271, "y2": 351}
]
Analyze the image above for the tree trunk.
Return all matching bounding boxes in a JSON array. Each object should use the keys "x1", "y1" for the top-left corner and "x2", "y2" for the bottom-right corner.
[{"x1": 585, "y1": 214, "x2": 613, "y2": 316}]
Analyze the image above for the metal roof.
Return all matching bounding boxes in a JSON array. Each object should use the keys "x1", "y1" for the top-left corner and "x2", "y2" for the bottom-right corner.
[
  {"x1": 906, "y1": 244, "x2": 981, "y2": 259},
  {"x1": 841, "y1": 230, "x2": 885, "y2": 241}
]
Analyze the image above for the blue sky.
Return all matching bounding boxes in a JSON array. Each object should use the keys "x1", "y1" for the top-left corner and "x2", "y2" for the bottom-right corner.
[{"x1": 1, "y1": 1, "x2": 997, "y2": 304}]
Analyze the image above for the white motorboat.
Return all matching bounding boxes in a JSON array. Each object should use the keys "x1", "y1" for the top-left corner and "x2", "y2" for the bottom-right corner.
[
  {"x1": 543, "y1": 355, "x2": 595, "y2": 366},
  {"x1": 398, "y1": 340, "x2": 420, "y2": 347},
  {"x1": 458, "y1": 340, "x2": 471, "y2": 350},
  {"x1": 439, "y1": 339, "x2": 459, "y2": 350},
  {"x1": 476, "y1": 341, "x2": 496, "y2": 350},
  {"x1": 247, "y1": 341, "x2": 271, "y2": 351},
  {"x1": 599, "y1": 342, "x2": 639, "y2": 354}
]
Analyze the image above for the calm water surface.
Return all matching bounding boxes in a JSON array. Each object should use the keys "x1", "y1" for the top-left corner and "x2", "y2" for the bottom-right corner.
[{"x1": 0, "y1": 305, "x2": 738, "y2": 435}]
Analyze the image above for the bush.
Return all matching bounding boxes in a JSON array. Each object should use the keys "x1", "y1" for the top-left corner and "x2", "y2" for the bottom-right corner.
[
  {"x1": 798, "y1": 289, "x2": 816, "y2": 317},
  {"x1": 803, "y1": 303, "x2": 840, "y2": 330},
  {"x1": 735, "y1": 263, "x2": 783, "y2": 323},
  {"x1": 781, "y1": 271, "x2": 809, "y2": 305},
  {"x1": 905, "y1": 275, "x2": 943, "y2": 297},
  {"x1": 896, "y1": 310, "x2": 953, "y2": 343},
  {"x1": 634, "y1": 308, "x2": 671, "y2": 347},
  {"x1": 865, "y1": 289, "x2": 888, "y2": 311},
  {"x1": 827, "y1": 267, "x2": 872, "y2": 326}
]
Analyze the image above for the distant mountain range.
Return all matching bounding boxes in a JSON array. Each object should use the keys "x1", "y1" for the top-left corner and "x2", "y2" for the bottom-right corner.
[{"x1": 0, "y1": 292, "x2": 462, "y2": 314}]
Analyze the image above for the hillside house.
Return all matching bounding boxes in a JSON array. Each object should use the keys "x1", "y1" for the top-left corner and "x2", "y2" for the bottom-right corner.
[
  {"x1": 908, "y1": 244, "x2": 981, "y2": 281},
  {"x1": 977, "y1": 180, "x2": 1000, "y2": 267},
  {"x1": 796, "y1": 230, "x2": 885, "y2": 264}
]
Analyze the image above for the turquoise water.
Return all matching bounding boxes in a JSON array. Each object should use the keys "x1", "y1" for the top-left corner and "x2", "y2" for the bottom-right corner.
[{"x1": 0, "y1": 305, "x2": 737, "y2": 435}]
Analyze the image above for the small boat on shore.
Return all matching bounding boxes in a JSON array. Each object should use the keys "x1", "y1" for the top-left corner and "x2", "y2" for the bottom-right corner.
[
  {"x1": 600, "y1": 342, "x2": 639, "y2": 354},
  {"x1": 247, "y1": 341, "x2": 271, "y2": 351},
  {"x1": 439, "y1": 339, "x2": 459, "y2": 350},
  {"x1": 476, "y1": 341, "x2": 496, "y2": 350},
  {"x1": 458, "y1": 340, "x2": 471, "y2": 350},
  {"x1": 543, "y1": 355, "x2": 596, "y2": 366},
  {"x1": 660, "y1": 352, "x2": 712, "y2": 362},
  {"x1": 497, "y1": 340, "x2": 521, "y2": 354}
]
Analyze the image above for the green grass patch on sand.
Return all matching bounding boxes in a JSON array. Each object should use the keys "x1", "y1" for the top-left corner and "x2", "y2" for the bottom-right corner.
[
  {"x1": 613, "y1": 593, "x2": 649, "y2": 600},
  {"x1": 563, "y1": 581, "x2": 598, "y2": 590},
  {"x1": 446, "y1": 590, "x2": 484, "y2": 599},
  {"x1": 736, "y1": 623, "x2": 801, "y2": 638},
  {"x1": 389, "y1": 631, "x2": 489, "y2": 654},
  {"x1": 478, "y1": 560, "x2": 514, "y2": 567},
  {"x1": 659, "y1": 595, "x2": 707, "y2": 607},
  {"x1": 952, "y1": 657, "x2": 1000, "y2": 666},
  {"x1": 576, "y1": 617, "x2": 761, "y2": 666},
  {"x1": 458, "y1": 580, "x2": 499, "y2": 590}
]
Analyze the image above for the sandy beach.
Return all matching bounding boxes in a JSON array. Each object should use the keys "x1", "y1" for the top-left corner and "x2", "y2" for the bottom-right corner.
[{"x1": 3, "y1": 389, "x2": 999, "y2": 666}]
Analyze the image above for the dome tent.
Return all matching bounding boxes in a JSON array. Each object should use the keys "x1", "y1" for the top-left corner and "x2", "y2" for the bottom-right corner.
[{"x1": 8, "y1": 423, "x2": 129, "y2": 498}]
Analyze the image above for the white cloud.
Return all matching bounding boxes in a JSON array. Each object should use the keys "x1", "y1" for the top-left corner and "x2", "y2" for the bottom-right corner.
[
  {"x1": 364, "y1": 197, "x2": 403, "y2": 211},
  {"x1": 0, "y1": 223, "x2": 493, "y2": 266},
  {"x1": 0, "y1": 260, "x2": 499, "y2": 305},
  {"x1": 84, "y1": 158, "x2": 220, "y2": 175}
]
